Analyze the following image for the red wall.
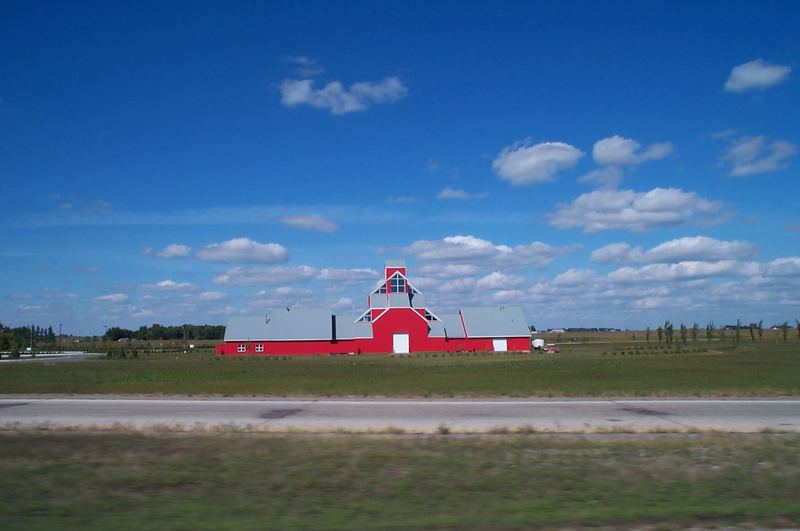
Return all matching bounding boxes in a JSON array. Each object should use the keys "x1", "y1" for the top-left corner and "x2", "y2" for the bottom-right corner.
[{"x1": 215, "y1": 308, "x2": 530, "y2": 356}]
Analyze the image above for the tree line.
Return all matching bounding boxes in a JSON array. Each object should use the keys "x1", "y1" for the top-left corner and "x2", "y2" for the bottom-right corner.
[
  {"x1": 645, "y1": 320, "x2": 800, "y2": 344},
  {"x1": 0, "y1": 323, "x2": 56, "y2": 350},
  {"x1": 104, "y1": 324, "x2": 225, "y2": 341}
]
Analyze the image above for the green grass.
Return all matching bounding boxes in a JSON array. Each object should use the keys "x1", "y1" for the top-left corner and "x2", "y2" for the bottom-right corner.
[
  {"x1": 0, "y1": 341, "x2": 798, "y2": 396},
  {"x1": 1, "y1": 432, "x2": 798, "y2": 529}
]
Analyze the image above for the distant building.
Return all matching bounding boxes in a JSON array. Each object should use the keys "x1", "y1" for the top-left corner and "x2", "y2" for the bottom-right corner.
[{"x1": 216, "y1": 260, "x2": 531, "y2": 355}]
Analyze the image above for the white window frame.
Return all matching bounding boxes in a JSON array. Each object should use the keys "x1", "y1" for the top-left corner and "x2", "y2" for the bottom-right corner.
[
  {"x1": 237, "y1": 343, "x2": 246, "y2": 353},
  {"x1": 255, "y1": 344, "x2": 264, "y2": 353}
]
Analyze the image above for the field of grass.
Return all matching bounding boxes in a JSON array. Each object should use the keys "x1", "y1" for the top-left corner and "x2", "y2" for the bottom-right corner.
[
  {"x1": 0, "y1": 340, "x2": 798, "y2": 396},
  {"x1": 1, "y1": 431, "x2": 798, "y2": 529}
]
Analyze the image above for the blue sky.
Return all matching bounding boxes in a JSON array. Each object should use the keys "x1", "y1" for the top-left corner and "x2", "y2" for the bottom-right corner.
[{"x1": 2, "y1": 1, "x2": 799, "y2": 334}]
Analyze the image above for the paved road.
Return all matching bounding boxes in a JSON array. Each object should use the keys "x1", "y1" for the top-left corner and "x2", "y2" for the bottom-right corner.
[{"x1": 1, "y1": 397, "x2": 799, "y2": 432}]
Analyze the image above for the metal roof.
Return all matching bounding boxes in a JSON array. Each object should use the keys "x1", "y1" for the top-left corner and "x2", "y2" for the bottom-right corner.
[
  {"x1": 409, "y1": 292, "x2": 426, "y2": 308},
  {"x1": 459, "y1": 306, "x2": 529, "y2": 338},
  {"x1": 225, "y1": 309, "x2": 334, "y2": 341},
  {"x1": 333, "y1": 315, "x2": 373, "y2": 339},
  {"x1": 439, "y1": 313, "x2": 466, "y2": 339},
  {"x1": 428, "y1": 321, "x2": 446, "y2": 338},
  {"x1": 267, "y1": 308, "x2": 333, "y2": 340},
  {"x1": 388, "y1": 292, "x2": 411, "y2": 308},
  {"x1": 384, "y1": 259, "x2": 406, "y2": 268},
  {"x1": 224, "y1": 316, "x2": 269, "y2": 341}
]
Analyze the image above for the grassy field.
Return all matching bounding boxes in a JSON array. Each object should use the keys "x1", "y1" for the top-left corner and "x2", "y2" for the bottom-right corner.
[
  {"x1": 0, "y1": 340, "x2": 798, "y2": 396},
  {"x1": 1, "y1": 431, "x2": 798, "y2": 529}
]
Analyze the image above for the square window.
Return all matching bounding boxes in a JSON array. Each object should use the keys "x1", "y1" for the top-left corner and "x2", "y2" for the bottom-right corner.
[
  {"x1": 255, "y1": 344, "x2": 264, "y2": 353},
  {"x1": 237, "y1": 344, "x2": 246, "y2": 353}
]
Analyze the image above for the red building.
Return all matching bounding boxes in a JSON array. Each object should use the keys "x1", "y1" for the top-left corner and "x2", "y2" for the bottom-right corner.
[{"x1": 215, "y1": 260, "x2": 531, "y2": 355}]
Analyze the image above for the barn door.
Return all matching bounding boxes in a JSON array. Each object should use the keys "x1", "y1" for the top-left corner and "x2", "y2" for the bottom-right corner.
[
  {"x1": 393, "y1": 333, "x2": 410, "y2": 354},
  {"x1": 492, "y1": 338, "x2": 508, "y2": 352}
]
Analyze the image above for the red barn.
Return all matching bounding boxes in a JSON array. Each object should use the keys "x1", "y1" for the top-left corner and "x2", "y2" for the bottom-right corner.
[{"x1": 215, "y1": 260, "x2": 531, "y2": 355}]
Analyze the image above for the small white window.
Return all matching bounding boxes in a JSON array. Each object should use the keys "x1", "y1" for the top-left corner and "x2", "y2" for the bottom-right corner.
[
  {"x1": 237, "y1": 344, "x2": 246, "y2": 353},
  {"x1": 255, "y1": 344, "x2": 264, "y2": 353}
]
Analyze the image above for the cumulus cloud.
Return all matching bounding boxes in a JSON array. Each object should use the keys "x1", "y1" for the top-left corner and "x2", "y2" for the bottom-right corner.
[
  {"x1": 416, "y1": 263, "x2": 481, "y2": 278},
  {"x1": 552, "y1": 268, "x2": 599, "y2": 286},
  {"x1": 437, "y1": 187, "x2": 487, "y2": 200},
  {"x1": 196, "y1": 238, "x2": 288, "y2": 263},
  {"x1": 591, "y1": 236, "x2": 759, "y2": 264},
  {"x1": 282, "y1": 55, "x2": 325, "y2": 77},
  {"x1": 95, "y1": 293, "x2": 129, "y2": 303},
  {"x1": 720, "y1": 135, "x2": 797, "y2": 177},
  {"x1": 317, "y1": 268, "x2": 380, "y2": 282},
  {"x1": 197, "y1": 291, "x2": 227, "y2": 301},
  {"x1": 385, "y1": 195, "x2": 421, "y2": 204},
  {"x1": 279, "y1": 214, "x2": 338, "y2": 233},
  {"x1": 475, "y1": 271, "x2": 527, "y2": 290},
  {"x1": 492, "y1": 139, "x2": 584, "y2": 185},
  {"x1": 580, "y1": 135, "x2": 673, "y2": 188},
  {"x1": 593, "y1": 135, "x2": 673, "y2": 166},
  {"x1": 548, "y1": 188, "x2": 722, "y2": 233},
  {"x1": 143, "y1": 243, "x2": 191, "y2": 259},
  {"x1": 213, "y1": 265, "x2": 317, "y2": 286},
  {"x1": 279, "y1": 76, "x2": 408, "y2": 115},
  {"x1": 403, "y1": 235, "x2": 577, "y2": 268},
  {"x1": 140, "y1": 279, "x2": 195, "y2": 291},
  {"x1": 724, "y1": 59, "x2": 791, "y2": 92},
  {"x1": 606, "y1": 260, "x2": 752, "y2": 283}
]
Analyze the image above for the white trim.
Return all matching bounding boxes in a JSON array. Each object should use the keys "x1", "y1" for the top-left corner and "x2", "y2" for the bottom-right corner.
[{"x1": 370, "y1": 309, "x2": 390, "y2": 323}]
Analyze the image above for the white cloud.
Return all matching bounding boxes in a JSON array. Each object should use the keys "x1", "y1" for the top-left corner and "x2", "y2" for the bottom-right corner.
[
  {"x1": 590, "y1": 242, "x2": 642, "y2": 265},
  {"x1": 762, "y1": 257, "x2": 800, "y2": 277},
  {"x1": 720, "y1": 135, "x2": 797, "y2": 177},
  {"x1": 593, "y1": 135, "x2": 673, "y2": 166},
  {"x1": 437, "y1": 187, "x2": 487, "y2": 200},
  {"x1": 607, "y1": 260, "x2": 750, "y2": 283},
  {"x1": 476, "y1": 271, "x2": 527, "y2": 290},
  {"x1": 282, "y1": 55, "x2": 324, "y2": 77},
  {"x1": 578, "y1": 167, "x2": 626, "y2": 188},
  {"x1": 492, "y1": 139, "x2": 584, "y2": 185},
  {"x1": 591, "y1": 236, "x2": 758, "y2": 264},
  {"x1": 385, "y1": 195, "x2": 420, "y2": 204},
  {"x1": 552, "y1": 268, "x2": 598, "y2": 286},
  {"x1": 548, "y1": 188, "x2": 722, "y2": 233},
  {"x1": 143, "y1": 243, "x2": 191, "y2": 259},
  {"x1": 724, "y1": 59, "x2": 791, "y2": 92},
  {"x1": 95, "y1": 293, "x2": 129, "y2": 303},
  {"x1": 581, "y1": 135, "x2": 673, "y2": 188},
  {"x1": 141, "y1": 280, "x2": 195, "y2": 291},
  {"x1": 197, "y1": 291, "x2": 227, "y2": 301},
  {"x1": 279, "y1": 214, "x2": 338, "y2": 233},
  {"x1": 279, "y1": 76, "x2": 408, "y2": 115},
  {"x1": 318, "y1": 268, "x2": 380, "y2": 282},
  {"x1": 332, "y1": 297, "x2": 353, "y2": 309},
  {"x1": 403, "y1": 235, "x2": 576, "y2": 268},
  {"x1": 196, "y1": 238, "x2": 288, "y2": 263},
  {"x1": 213, "y1": 265, "x2": 317, "y2": 286},
  {"x1": 416, "y1": 263, "x2": 481, "y2": 278}
]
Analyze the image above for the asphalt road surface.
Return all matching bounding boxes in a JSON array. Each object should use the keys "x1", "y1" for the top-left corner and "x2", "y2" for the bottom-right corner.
[{"x1": 1, "y1": 397, "x2": 799, "y2": 432}]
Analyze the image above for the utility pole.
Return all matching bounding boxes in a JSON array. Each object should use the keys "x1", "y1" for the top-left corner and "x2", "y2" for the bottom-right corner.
[
  {"x1": 29, "y1": 324, "x2": 33, "y2": 353},
  {"x1": 59, "y1": 323, "x2": 63, "y2": 353}
]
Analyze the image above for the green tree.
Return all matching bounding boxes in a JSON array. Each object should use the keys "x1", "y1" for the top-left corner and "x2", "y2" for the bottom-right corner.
[
  {"x1": 645, "y1": 327, "x2": 651, "y2": 343},
  {"x1": 757, "y1": 320, "x2": 763, "y2": 341},
  {"x1": 706, "y1": 322, "x2": 715, "y2": 341},
  {"x1": 782, "y1": 321, "x2": 789, "y2": 342},
  {"x1": 691, "y1": 323, "x2": 698, "y2": 343},
  {"x1": 679, "y1": 323, "x2": 687, "y2": 344},
  {"x1": 749, "y1": 323, "x2": 755, "y2": 342},
  {"x1": 735, "y1": 319, "x2": 741, "y2": 343},
  {"x1": 657, "y1": 326, "x2": 663, "y2": 343}
]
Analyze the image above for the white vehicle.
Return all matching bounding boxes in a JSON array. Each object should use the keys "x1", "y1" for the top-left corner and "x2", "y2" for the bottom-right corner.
[{"x1": 532, "y1": 338, "x2": 545, "y2": 349}]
